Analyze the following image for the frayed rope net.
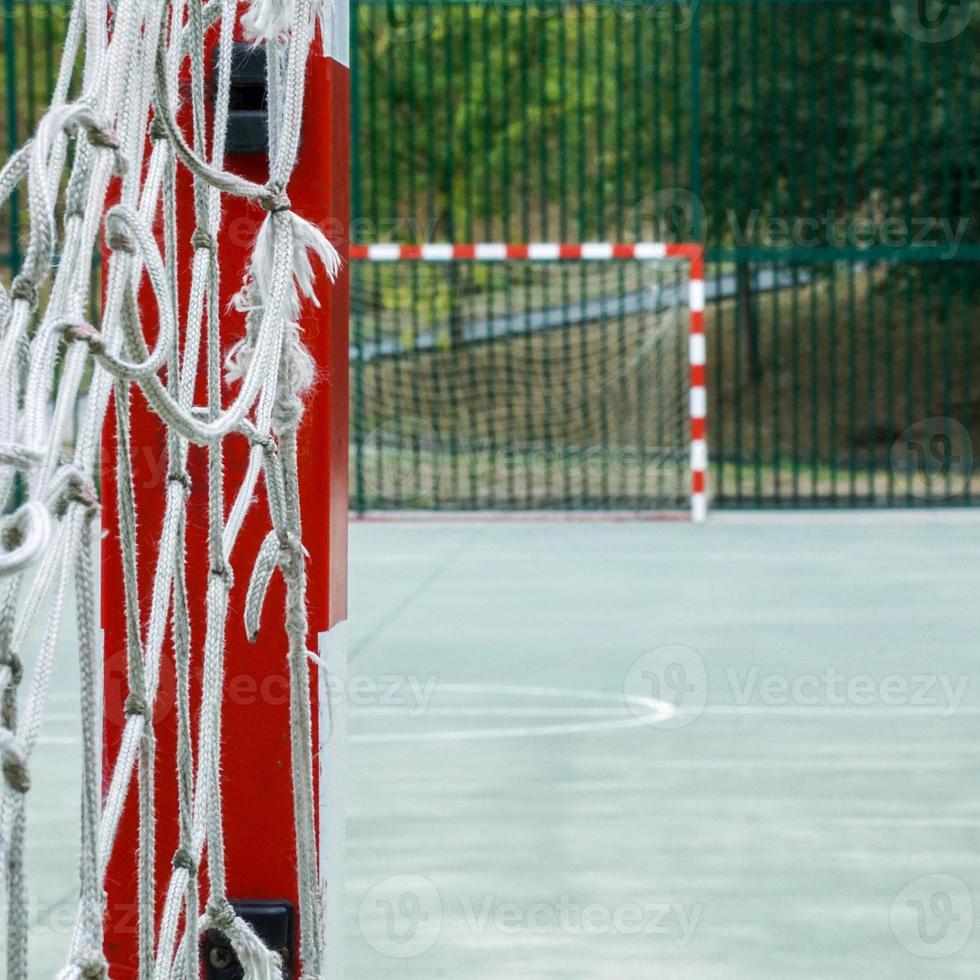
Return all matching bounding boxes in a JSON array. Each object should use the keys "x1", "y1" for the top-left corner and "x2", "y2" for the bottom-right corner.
[{"x1": 0, "y1": 0, "x2": 340, "y2": 977}]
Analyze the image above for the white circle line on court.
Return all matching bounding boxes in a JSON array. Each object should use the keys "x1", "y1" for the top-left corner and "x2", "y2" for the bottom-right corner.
[
  {"x1": 356, "y1": 707, "x2": 652, "y2": 717},
  {"x1": 350, "y1": 682, "x2": 674, "y2": 742}
]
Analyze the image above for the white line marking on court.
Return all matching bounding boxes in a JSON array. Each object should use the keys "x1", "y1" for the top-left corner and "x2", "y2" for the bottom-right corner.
[
  {"x1": 349, "y1": 680, "x2": 980, "y2": 744},
  {"x1": 357, "y1": 707, "x2": 651, "y2": 717},
  {"x1": 350, "y1": 682, "x2": 674, "y2": 743}
]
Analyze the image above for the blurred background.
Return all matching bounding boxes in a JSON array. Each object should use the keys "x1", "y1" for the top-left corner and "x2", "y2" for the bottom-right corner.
[{"x1": 3, "y1": 0, "x2": 979, "y2": 511}]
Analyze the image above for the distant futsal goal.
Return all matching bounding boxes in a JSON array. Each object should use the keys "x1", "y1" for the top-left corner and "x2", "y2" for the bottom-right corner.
[{"x1": 350, "y1": 243, "x2": 707, "y2": 520}]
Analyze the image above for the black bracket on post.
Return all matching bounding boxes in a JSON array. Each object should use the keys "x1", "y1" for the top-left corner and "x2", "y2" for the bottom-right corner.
[
  {"x1": 202, "y1": 899, "x2": 294, "y2": 980},
  {"x1": 215, "y1": 42, "x2": 269, "y2": 155}
]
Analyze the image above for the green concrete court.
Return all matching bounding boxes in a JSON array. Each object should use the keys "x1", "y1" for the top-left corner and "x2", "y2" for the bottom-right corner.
[
  {"x1": 21, "y1": 512, "x2": 980, "y2": 978},
  {"x1": 346, "y1": 512, "x2": 980, "y2": 980}
]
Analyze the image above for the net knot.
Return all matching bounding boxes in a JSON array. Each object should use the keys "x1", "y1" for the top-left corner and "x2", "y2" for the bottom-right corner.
[
  {"x1": 85, "y1": 123, "x2": 119, "y2": 152},
  {"x1": 56, "y1": 471, "x2": 101, "y2": 517},
  {"x1": 0, "y1": 650, "x2": 24, "y2": 687},
  {"x1": 64, "y1": 321, "x2": 105, "y2": 353},
  {"x1": 206, "y1": 900, "x2": 237, "y2": 933},
  {"x1": 124, "y1": 693, "x2": 148, "y2": 718},
  {"x1": 10, "y1": 277, "x2": 38, "y2": 308},
  {"x1": 0, "y1": 441, "x2": 43, "y2": 470},
  {"x1": 167, "y1": 470, "x2": 192, "y2": 497},
  {"x1": 83, "y1": 121, "x2": 128, "y2": 176},
  {"x1": 105, "y1": 223, "x2": 136, "y2": 254},
  {"x1": 2, "y1": 755, "x2": 30, "y2": 795},
  {"x1": 210, "y1": 562, "x2": 235, "y2": 590},
  {"x1": 172, "y1": 847, "x2": 197, "y2": 874},
  {"x1": 260, "y1": 184, "x2": 291, "y2": 213},
  {"x1": 148, "y1": 115, "x2": 168, "y2": 142},
  {"x1": 246, "y1": 427, "x2": 277, "y2": 454},
  {"x1": 73, "y1": 952, "x2": 108, "y2": 980},
  {"x1": 191, "y1": 228, "x2": 215, "y2": 251},
  {"x1": 1, "y1": 518, "x2": 24, "y2": 551}
]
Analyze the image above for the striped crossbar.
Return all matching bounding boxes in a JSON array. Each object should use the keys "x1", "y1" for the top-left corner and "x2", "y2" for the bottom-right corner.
[
  {"x1": 350, "y1": 242, "x2": 708, "y2": 522},
  {"x1": 350, "y1": 241, "x2": 701, "y2": 265}
]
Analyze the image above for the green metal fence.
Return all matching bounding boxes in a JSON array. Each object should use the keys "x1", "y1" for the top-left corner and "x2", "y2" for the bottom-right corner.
[
  {"x1": 351, "y1": 0, "x2": 980, "y2": 510},
  {"x1": 3, "y1": 0, "x2": 978, "y2": 509},
  {"x1": 352, "y1": 0, "x2": 978, "y2": 248}
]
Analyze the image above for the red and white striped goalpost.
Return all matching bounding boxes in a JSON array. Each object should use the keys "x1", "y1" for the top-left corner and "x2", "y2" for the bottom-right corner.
[{"x1": 351, "y1": 242, "x2": 708, "y2": 522}]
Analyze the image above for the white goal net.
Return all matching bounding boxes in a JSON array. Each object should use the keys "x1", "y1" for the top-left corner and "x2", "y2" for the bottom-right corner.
[
  {"x1": 0, "y1": 1, "x2": 340, "y2": 978},
  {"x1": 351, "y1": 251, "x2": 704, "y2": 515}
]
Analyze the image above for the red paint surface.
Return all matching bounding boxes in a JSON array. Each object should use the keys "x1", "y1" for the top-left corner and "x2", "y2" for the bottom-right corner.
[{"x1": 101, "y1": 21, "x2": 348, "y2": 978}]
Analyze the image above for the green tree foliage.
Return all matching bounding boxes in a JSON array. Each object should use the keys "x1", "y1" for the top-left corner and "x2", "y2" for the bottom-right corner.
[{"x1": 357, "y1": 0, "x2": 979, "y2": 252}]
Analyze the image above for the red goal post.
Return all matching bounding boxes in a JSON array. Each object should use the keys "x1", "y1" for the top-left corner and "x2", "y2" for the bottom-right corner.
[
  {"x1": 350, "y1": 242, "x2": 708, "y2": 521},
  {"x1": 100, "y1": 6, "x2": 350, "y2": 977}
]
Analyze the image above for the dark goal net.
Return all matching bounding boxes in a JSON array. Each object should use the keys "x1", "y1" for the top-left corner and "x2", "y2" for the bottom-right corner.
[{"x1": 351, "y1": 256, "x2": 697, "y2": 514}]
